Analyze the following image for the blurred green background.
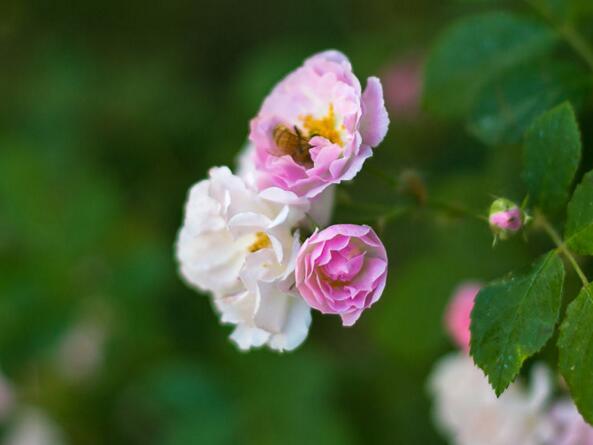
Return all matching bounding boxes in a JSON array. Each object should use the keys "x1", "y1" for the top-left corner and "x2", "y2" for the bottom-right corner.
[{"x1": 1, "y1": 0, "x2": 592, "y2": 443}]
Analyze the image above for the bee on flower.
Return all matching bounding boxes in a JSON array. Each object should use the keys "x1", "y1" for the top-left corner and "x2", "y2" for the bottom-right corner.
[{"x1": 176, "y1": 51, "x2": 390, "y2": 352}]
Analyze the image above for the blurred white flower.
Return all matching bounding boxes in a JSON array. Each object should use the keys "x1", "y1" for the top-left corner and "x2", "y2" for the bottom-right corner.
[
  {"x1": 543, "y1": 399, "x2": 593, "y2": 445},
  {"x1": 176, "y1": 166, "x2": 311, "y2": 351},
  {"x1": 55, "y1": 320, "x2": 106, "y2": 382},
  {"x1": 3, "y1": 408, "x2": 65, "y2": 445},
  {"x1": 428, "y1": 352, "x2": 554, "y2": 445}
]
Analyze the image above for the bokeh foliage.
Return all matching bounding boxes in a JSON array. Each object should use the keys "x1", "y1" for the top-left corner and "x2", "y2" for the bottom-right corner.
[{"x1": 1, "y1": 0, "x2": 593, "y2": 443}]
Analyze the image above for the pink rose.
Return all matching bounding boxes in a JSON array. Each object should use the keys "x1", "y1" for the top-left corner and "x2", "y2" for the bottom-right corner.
[
  {"x1": 249, "y1": 50, "x2": 389, "y2": 198},
  {"x1": 294, "y1": 224, "x2": 388, "y2": 326},
  {"x1": 444, "y1": 282, "x2": 481, "y2": 352}
]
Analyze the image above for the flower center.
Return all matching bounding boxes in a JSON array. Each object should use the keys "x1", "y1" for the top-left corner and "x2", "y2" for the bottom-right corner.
[
  {"x1": 301, "y1": 103, "x2": 344, "y2": 146},
  {"x1": 321, "y1": 248, "x2": 365, "y2": 284},
  {"x1": 248, "y1": 231, "x2": 271, "y2": 253}
]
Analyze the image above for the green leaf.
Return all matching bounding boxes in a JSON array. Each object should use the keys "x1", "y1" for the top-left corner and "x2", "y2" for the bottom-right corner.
[
  {"x1": 468, "y1": 62, "x2": 592, "y2": 146},
  {"x1": 565, "y1": 171, "x2": 593, "y2": 255},
  {"x1": 523, "y1": 102, "x2": 582, "y2": 213},
  {"x1": 558, "y1": 284, "x2": 593, "y2": 425},
  {"x1": 424, "y1": 12, "x2": 557, "y2": 118},
  {"x1": 470, "y1": 252, "x2": 565, "y2": 395}
]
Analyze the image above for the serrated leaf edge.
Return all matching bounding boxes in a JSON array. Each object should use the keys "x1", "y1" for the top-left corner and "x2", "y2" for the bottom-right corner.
[{"x1": 470, "y1": 251, "x2": 564, "y2": 396}]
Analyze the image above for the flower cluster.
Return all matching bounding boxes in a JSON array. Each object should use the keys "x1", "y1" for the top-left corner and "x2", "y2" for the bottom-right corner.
[
  {"x1": 429, "y1": 283, "x2": 593, "y2": 445},
  {"x1": 176, "y1": 51, "x2": 390, "y2": 351}
]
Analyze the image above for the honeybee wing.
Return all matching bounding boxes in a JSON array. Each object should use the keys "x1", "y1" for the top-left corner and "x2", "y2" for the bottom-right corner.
[{"x1": 273, "y1": 125, "x2": 300, "y2": 155}]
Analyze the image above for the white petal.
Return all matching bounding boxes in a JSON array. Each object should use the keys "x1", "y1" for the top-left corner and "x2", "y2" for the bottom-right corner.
[
  {"x1": 268, "y1": 296, "x2": 311, "y2": 352},
  {"x1": 259, "y1": 187, "x2": 310, "y2": 210},
  {"x1": 230, "y1": 324, "x2": 270, "y2": 351},
  {"x1": 214, "y1": 290, "x2": 258, "y2": 325},
  {"x1": 254, "y1": 283, "x2": 311, "y2": 352},
  {"x1": 228, "y1": 212, "x2": 272, "y2": 233}
]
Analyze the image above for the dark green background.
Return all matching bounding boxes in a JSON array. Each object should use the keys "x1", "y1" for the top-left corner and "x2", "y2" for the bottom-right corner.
[{"x1": 1, "y1": 0, "x2": 591, "y2": 443}]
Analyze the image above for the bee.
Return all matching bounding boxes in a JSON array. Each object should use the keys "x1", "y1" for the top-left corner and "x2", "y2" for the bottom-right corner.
[{"x1": 272, "y1": 124, "x2": 312, "y2": 166}]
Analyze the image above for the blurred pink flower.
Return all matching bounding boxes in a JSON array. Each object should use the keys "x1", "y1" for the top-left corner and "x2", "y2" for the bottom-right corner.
[
  {"x1": 295, "y1": 224, "x2": 387, "y2": 326},
  {"x1": 250, "y1": 50, "x2": 389, "y2": 198},
  {"x1": 382, "y1": 55, "x2": 423, "y2": 119},
  {"x1": 444, "y1": 282, "x2": 481, "y2": 351}
]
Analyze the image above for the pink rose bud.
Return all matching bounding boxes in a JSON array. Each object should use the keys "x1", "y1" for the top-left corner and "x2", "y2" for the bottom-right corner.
[
  {"x1": 444, "y1": 282, "x2": 481, "y2": 352},
  {"x1": 295, "y1": 224, "x2": 388, "y2": 326},
  {"x1": 250, "y1": 50, "x2": 389, "y2": 198},
  {"x1": 488, "y1": 198, "x2": 525, "y2": 241}
]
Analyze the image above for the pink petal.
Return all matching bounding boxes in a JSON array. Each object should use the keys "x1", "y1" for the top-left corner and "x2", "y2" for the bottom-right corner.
[{"x1": 360, "y1": 77, "x2": 389, "y2": 148}]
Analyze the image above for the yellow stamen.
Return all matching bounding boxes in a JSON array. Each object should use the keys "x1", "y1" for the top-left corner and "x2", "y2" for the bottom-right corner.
[
  {"x1": 301, "y1": 103, "x2": 343, "y2": 146},
  {"x1": 248, "y1": 232, "x2": 271, "y2": 253}
]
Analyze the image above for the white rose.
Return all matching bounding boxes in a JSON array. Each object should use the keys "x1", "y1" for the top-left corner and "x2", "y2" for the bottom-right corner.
[{"x1": 176, "y1": 166, "x2": 311, "y2": 351}]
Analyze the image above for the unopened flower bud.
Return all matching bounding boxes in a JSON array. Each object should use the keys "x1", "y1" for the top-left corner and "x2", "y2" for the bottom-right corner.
[{"x1": 488, "y1": 198, "x2": 524, "y2": 241}]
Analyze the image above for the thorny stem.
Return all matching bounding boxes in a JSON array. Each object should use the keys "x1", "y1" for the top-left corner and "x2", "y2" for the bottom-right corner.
[
  {"x1": 337, "y1": 199, "x2": 411, "y2": 227},
  {"x1": 338, "y1": 196, "x2": 488, "y2": 230},
  {"x1": 536, "y1": 211, "x2": 590, "y2": 288},
  {"x1": 346, "y1": 163, "x2": 492, "y2": 228},
  {"x1": 524, "y1": 0, "x2": 593, "y2": 74}
]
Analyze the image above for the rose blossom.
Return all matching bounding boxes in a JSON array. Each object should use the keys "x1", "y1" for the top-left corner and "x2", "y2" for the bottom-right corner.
[
  {"x1": 295, "y1": 224, "x2": 387, "y2": 326},
  {"x1": 249, "y1": 50, "x2": 389, "y2": 198},
  {"x1": 176, "y1": 166, "x2": 311, "y2": 351},
  {"x1": 444, "y1": 282, "x2": 481, "y2": 352}
]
